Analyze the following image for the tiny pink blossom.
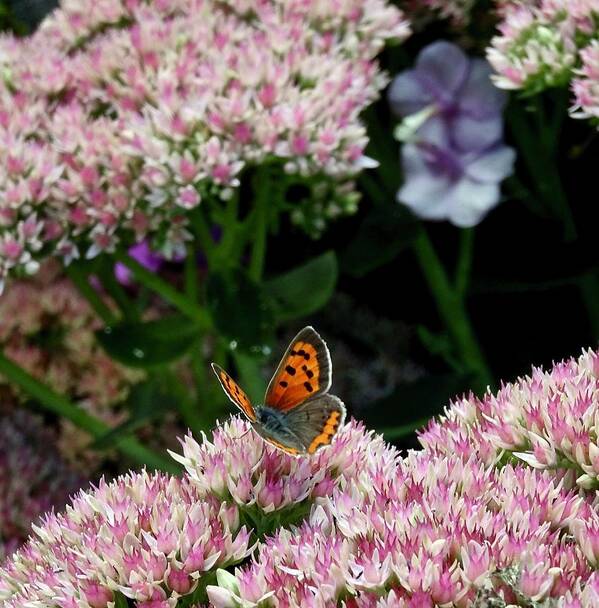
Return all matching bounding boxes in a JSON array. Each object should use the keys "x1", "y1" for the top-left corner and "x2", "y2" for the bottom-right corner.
[{"x1": 176, "y1": 186, "x2": 201, "y2": 209}]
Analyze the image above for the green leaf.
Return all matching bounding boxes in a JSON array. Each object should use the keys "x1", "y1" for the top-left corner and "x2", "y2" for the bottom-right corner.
[
  {"x1": 265, "y1": 252, "x2": 338, "y2": 322},
  {"x1": 416, "y1": 326, "x2": 464, "y2": 373},
  {"x1": 113, "y1": 592, "x2": 130, "y2": 608},
  {"x1": 177, "y1": 571, "x2": 218, "y2": 607},
  {"x1": 96, "y1": 314, "x2": 201, "y2": 368},
  {"x1": 340, "y1": 205, "x2": 420, "y2": 278},
  {"x1": 207, "y1": 270, "x2": 275, "y2": 352}
]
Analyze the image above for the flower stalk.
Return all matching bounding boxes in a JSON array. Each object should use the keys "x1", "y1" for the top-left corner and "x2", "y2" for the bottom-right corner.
[
  {"x1": 113, "y1": 249, "x2": 211, "y2": 329},
  {"x1": 412, "y1": 229, "x2": 493, "y2": 392}
]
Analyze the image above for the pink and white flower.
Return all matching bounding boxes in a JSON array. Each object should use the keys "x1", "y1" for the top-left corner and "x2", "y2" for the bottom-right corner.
[
  {"x1": 0, "y1": 0, "x2": 410, "y2": 285},
  {"x1": 4, "y1": 381, "x2": 599, "y2": 606}
]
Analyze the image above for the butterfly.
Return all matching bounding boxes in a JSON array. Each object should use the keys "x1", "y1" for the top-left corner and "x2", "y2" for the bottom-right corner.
[{"x1": 211, "y1": 326, "x2": 346, "y2": 456}]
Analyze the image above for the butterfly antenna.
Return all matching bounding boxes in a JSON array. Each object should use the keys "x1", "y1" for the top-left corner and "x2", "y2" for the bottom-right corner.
[{"x1": 239, "y1": 425, "x2": 252, "y2": 439}]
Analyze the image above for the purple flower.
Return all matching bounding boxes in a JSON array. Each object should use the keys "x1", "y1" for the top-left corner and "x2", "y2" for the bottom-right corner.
[
  {"x1": 115, "y1": 241, "x2": 164, "y2": 285},
  {"x1": 388, "y1": 41, "x2": 515, "y2": 227},
  {"x1": 399, "y1": 120, "x2": 515, "y2": 226}
]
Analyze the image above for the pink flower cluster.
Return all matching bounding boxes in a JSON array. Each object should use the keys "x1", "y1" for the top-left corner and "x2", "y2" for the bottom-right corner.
[
  {"x1": 5, "y1": 383, "x2": 599, "y2": 606},
  {"x1": 573, "y1": 39, "x2": 599, "y2": 119},
  {"x1": 171, "y1": 417, "x2": 390, "y2": 513},
  {"x1": 0, "y1": 470, "x2": 253, "y2": 606},
  {"x1": 0, "y1": 0, "x2": 409, "y2": 285},
  {"x1": 0, "y1": 261, "x2": 143, "y2": 470},
  {"x1": 211, "y1": 454, "x2": 593, "y2": 607},
  {"x1": 420, "y1": 348, "x2": 599, "y2": 491},
  {"x1": 0, "y1": 419, "x2": 390, "y2": 606},
  {"x1": 488, "y1": 0, "x2": 599, "y2": 117},
  {"x1": 0, "y1": 410, "x2": 84, "y2": 562}
]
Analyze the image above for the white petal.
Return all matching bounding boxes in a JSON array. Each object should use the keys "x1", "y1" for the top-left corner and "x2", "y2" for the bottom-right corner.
[
  {"x1": 445, "y1": 180, "x2": 501, "y2": 227},
  {"x1": 398, "y1": 146, "x2": 452, "y2": 219},
  {"x1": 465, "y1": 146, "x2": 516, "y2": 182}
]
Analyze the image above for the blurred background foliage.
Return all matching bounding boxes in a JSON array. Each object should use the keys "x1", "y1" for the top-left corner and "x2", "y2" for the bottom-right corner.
[{"x1": 0, "y1": 0, "x2": 598, "y2": 544}]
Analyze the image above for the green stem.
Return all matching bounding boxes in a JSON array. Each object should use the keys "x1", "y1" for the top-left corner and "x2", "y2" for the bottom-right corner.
[
  {"x1": 65, "y1": 264, "x2": 118, "y2": 326},
  {"x1": 190, "y1": 207, "x2": 217, "y2": 267},
  {"x1": 0, "y1": 351, "x2": 179, "y2": 473},
  {"x1": 215, "y1": 194, "x2": 240, "y2": 262},
  {"x1": 454, "y1": 228, "x2": 474, "y2": 298},
  {"x1": 184, "y1": 243, "x2": 199, "y2": 303},
  {"x1": 161, "y1": 366, "x2": 206, "y2": 437},
  {"x1": 508, "y1": 98, "x2": 599, "y2": 341},
  {"x1": 248, "y1": 168, "x2": 269, "y2": 282},
  {"x1": 114, "y1": 249, "x2": 210, "y2": 329},
  {"x1": 100, "y1": 263, "x2": 139, "y2": 322},
  {"x1": 190, "y1": 342, "x2": 223, "y2": 427},
  {"x1": 507, "y1": 100, "x2": 577, "y2": 240},
  {"x1": 412, "y1": 230, "x2": 493, "y2": 392}
]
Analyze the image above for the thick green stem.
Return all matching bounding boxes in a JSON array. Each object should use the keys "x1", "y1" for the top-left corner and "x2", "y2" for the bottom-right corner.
[
  {"x1": 507, "y1": 100, "x2": 577, "y2": 240},
  {"x1": 65, "y1": 264, "x2": 118, "y2": 325},
  {"x1": 215, "y1": 195, "x2": 241, "y2": 263},
  {"x1": 190, "y1": 342, "x2": 224, "y2": 426},
  {"x1": 190, "y1": 208, "x2": 217, "y2": 267},
  {"x1": 248, "y1": 169, "x2": 269, "y2": 282},
  {"x1": 114, "y1": 249, "x2": 210, "y2": 329},
  {"x1": 0, "y1": 351, "x2": 179, "y2": 472},
  {"x1": 412, "y1": 230, "x2": 493, "y2": 392},
  {"x1": 185, "y1": 243, "x2": 199, "y2": 303},
  {"x1": 454, "y1": 228, "x2": 474, "y2": 298},
  {"x1": 100, "y1": 263, "x2": 139, "y2": 322},
  {"x1": 508, "y1": 99, "x2": 599, "y2": 341},
  {"x1": 159, "y1": 366, "x2": 206, "y2": 437}
]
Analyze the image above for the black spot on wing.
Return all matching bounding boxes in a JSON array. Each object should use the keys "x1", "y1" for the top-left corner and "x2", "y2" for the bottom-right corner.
[{"x1": 301, "y1": 364, "x2": 314, "y2": 379}]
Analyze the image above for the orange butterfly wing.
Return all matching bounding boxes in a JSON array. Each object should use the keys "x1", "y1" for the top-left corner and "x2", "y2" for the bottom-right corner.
[
  {"x1": 264, "y1": 326, "x2": 331, "y2": 412},
  {"x1": 211, "y1": 363, "x2": 257, "y2": 422}
]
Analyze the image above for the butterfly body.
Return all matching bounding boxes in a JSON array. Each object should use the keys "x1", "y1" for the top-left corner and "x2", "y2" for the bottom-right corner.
[
  {"x1": 253, "y1": 405, "x2": 302, "y2": 451},
  {"x1": 212, "y1": 326, "x2": 346, "y2": 455}
]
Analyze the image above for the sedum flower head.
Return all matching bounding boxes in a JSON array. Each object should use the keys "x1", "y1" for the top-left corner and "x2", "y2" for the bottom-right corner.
[
  {"x1": 419, "y1": 347, "x2": 599, "y2": 491},
  {"x1": 171, "y1": 417, "x2": 396, "y2": 517},
  {"x1": 488, "y1": 0, "x2": 599, "y2": 94},
  {"x1": 208, "y1": 452, "x2": 592, "y2": 607},
  {"x1": 0, "y1": 0, "x2": 410, "y2": 285},
  {"x1": 572, "y1": 39, "x2": 599, "y2": 120},
  {"x1": 4, "y1": 393, "x2": 599, "y2": 606},
  {"x1": 0, "y1": 419, "x2": 395, "y2": 606}
]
